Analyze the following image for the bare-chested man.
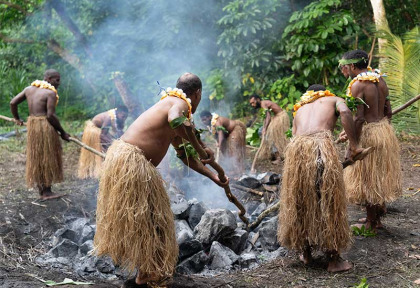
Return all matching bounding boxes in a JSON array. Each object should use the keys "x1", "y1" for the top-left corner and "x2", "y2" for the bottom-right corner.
[
  {"x1": 10, "y1": 69, "x2": 70, "y2": 200},
  {"x1": 278, "y1": 84, "x2": 366, "y2": 272},
  {"x1": 94, "y1": 73, "x2": 228, "y2": 287},
  {"x1": 200, "y1": 110, "x2": 247, "y2": 176},
  {"x1": 339, "y1": 50, "x2": 402, "y2": 231},
  {"x1": 249, "y1": 95, "x2": 289, "y2": 163},
  {"x1": 92, "y1": 105, "x2": 128, "y2": 151},
  {"x1": 78, "y1": 106, "x2": 128, "y2": 179}
]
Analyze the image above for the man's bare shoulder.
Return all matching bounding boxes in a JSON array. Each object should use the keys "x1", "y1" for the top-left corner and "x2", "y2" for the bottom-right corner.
[{"x1": 351, "y1": 80, "x2": 377, "y2": 96}]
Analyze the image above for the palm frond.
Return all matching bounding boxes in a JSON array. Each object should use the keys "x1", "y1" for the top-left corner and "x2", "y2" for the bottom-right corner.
[{"x1": 379, "y1": 27, "x2": 420, "y2": 124}]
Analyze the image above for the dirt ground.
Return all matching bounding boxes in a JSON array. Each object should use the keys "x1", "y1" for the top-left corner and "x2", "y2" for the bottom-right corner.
[{"x1": 0, "y1": 134, "x2": 419, "y2": 288}]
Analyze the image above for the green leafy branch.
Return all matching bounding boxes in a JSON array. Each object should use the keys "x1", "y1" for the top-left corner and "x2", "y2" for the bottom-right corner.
[{"x1": 352, "y1": 225, "x2": 376, "y2": 237}]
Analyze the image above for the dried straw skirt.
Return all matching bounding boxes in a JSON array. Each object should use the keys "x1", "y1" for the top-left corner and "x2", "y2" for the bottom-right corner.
[
  {"x1": 225, "y1": 121, "x2": 247, "y2": 173},
  {"x1": 78, "y1": 121, "x2": 103, "y2": 179},
  {"x1": 344, "y1": 119, "x2": 402, "y2": 205},
  {"x1": 258, "y1": 110, "x2": 290, "y2": 160},
  {"x1": 26, "y1": 116, "x2": 63, "y2": 188},
  {"x1": 278, "y1": 131, "x2": 351, "y2": 252},
  {"x1": 94, "y1": 140, "x2": 178, "y2": 276}
]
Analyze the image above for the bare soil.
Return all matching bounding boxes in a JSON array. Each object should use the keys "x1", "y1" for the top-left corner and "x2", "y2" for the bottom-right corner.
[{"x1": 0, "y1": 135, "x2": 419, "y2": 288}]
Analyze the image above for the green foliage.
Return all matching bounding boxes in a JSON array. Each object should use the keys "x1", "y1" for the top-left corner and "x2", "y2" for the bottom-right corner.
[
  {"x1": 268, "y1": 75, "x2": 302, "y2": 111},
  {"x1": 379, "y1": 26, "x2": 420, "y2": 134},
  {"x1": 178, "y1": 141, "x2": 199, "y2": 160},
  {"x1": 285, "y1": 128, "x2": 292, "y2": 138},
  {"x1": 282, "y1": 0, "x2": 359, "y2": 90},
  {"x1": 352, "y1": 278, "x2": 369, "y2": 288},
  {"x1": 207, "y1": 69, "x2": 226, "y2": 101},
  {"x1": 352, "y1": 225, "x2": 376, "y2": 237},
  {"x1": 246, "y1": 123, "x2": 262, "y2": 146}
]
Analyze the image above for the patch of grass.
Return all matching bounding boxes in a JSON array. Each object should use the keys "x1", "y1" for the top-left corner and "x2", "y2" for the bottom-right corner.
[
  {"x1": 352, "y1": 225, "x2": 376, "y2": 237},
  {"x1": 352, "y1": 277, "x2": 369, "y2": 288}
]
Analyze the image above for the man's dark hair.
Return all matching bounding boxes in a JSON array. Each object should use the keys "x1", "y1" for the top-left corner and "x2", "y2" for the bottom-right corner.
[
  {"x1": 176, "y1": 73, "x2": 202, "y2": 96},
  {"x1": 200, "y1": 110, "x2": 212, "y2": 118},
  {"x1": 116, "y1": 105, "x2": 128, "y2": 113},
  {"x1": 249, "y1": 95, "x2": 261, "y2": 101},
  {"x1": 342, "y1": 49, "x2": 369, "y2": 69},
  {"x1": 44, "y1": 69, "x2": 59, "y2": 78},
  {"x1": 307, "y1": 84, "x2": 326, "y2": 92}
]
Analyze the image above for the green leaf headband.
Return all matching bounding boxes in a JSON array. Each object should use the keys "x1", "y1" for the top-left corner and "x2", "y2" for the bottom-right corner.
[{"x1": 338, "y1": 57, "x2": 368, "y2": 66}]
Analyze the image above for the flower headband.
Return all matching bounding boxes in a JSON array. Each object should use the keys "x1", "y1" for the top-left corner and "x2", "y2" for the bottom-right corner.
[{"x1": 338, "y1": 57, "x2": 368, "y2": 67}]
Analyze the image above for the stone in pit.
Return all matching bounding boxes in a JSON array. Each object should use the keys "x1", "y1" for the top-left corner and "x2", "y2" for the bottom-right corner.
[{"x1": 194, "y1": 209, "x2": 237, "y2": 247}]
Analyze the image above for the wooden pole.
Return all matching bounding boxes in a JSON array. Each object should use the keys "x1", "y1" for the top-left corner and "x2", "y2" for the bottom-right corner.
[
  {"x1": 391, "y1": 94, "x2": 420, "y2": 115},
  {"x1": 250, "y1": 136, "x2": 266, "y2": 173},
  {"x1": 69, "y1": 137, "x2": 105, "y2": 158},
  {"x1": 335, "y1": 94, "x2": 420, "y2": 144},
  {"x1": 182, "y1": 125, "x2": 249, "y2": 226},
  {"x1": 231, "y1": 184, "x2": 264, "y2": 197},
  {"x1": 0, "y1": 114, "x2": 105, "y2": 158}
]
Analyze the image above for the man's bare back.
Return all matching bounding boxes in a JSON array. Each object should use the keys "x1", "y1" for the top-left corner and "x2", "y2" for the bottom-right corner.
[
  {"x1": 293, "y1": 96, "x2": 343, "y2": 136},
  {"x1": 351, "y1": 80, "x2": 381, "y2": 124},
  {"x1": 92, "y1": 111, "x2": 113, "y2": 128},
  {"x1": 214, "y1": 116, "x2": 237, "y2": 134},
  {"x1": 121, "y1": 97, "x2": 188, "y2": 166},
  {"x1": 260, "y1": 100, "x2": 283, "y2": 115}
]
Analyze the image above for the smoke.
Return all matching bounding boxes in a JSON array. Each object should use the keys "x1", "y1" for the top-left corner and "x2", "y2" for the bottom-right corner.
[{"x1": 65, "y1": 0, "x2": 225, "y2": 109}]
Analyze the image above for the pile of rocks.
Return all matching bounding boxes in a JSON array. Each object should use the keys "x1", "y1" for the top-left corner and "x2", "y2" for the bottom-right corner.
[{"x1": 36, "y1": 176, "x2": 287, "y2": 278}]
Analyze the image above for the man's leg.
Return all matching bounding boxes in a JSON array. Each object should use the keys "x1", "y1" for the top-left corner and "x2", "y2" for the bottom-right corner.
[
  {"x1": 38, "y1": 184, "x2": 65, "y2": 201},
  {"x1": 299, "y1": 242, "x2": 313, "y2": 265},
  {"x1": 122, "y1": 271, "x2": 162, "y2": 287},
  {"x1": 326, "y1": 250, "x2": 352, "y2": 272}
]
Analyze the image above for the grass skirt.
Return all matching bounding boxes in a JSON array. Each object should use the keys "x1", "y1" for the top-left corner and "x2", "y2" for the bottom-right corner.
[
  {"x1": 26, "y1": 116, "x2": 63, "y2": 188},
  {"x1": 258, "y1": 110, "x2": 290, "y2": 160},
  {"x1": 78, "y1": 121, "x2": 102, "y2": 179},
  {"x1": 344, "y1": 119, "x2": 402, "y2": 205},
  {"x1": 221, "y1": 121, "x2": 247, "y2": 174},
  {"x1": 278, "y1": 131, "x2": 351, "y2": 252},
  {"x1": 94, "y1": 140, "x2": 178, "y2": 276}
]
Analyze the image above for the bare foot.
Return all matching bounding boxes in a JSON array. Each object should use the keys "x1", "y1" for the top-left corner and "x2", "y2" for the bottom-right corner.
[
  {"x1": 271, "y1": 159, "x2": 282, "y2": 165},
  {"x1": 122, "y1": 278, "x2": 149, "y2": 288},
  {"x1": 358, "y1": 217, "x2": 367, "y2": 223},
  {"x1": 299, "y1": 246, "x2": 312, "y2": 265},
  {"x1": 39, "y1": 191, "x2": 66, "y2": 201},
  {"x1": 327, "y1": 258, "x2": 353, "y2": 272}
]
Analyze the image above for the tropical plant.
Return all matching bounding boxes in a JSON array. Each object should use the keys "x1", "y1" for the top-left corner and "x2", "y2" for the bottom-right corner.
[
  {"x1": 281, "y1": 0, "x2": 360, "y2": 89},
  {"x1": 352, "y1": 225, "x2": 376, "y2": 237},
  {"x1": 352, "y1": 278, "x2": 369, "y2": 288},
  {"x1": 379, "y1": 26, "x2": 420, "y2": 133}
]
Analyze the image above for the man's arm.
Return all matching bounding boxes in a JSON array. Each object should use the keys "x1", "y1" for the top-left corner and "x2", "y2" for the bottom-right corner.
[
  {"x1": 262, "y1": 110, "x2": 271, "y2": 135},
  {"x1": 384, "y1": 99, "x2": 392, "y2": 119},
  {"x1": 351, "y1": 84, "x2": 366, "y2": 141},
  {"x1": 336, "y1": 99, "x2": 361, "y2": 161},
  {"x1": 10, "y1": 89, "x2": 27, "y2": 125},
  {"x1": 46, "y1": 93, "x2": 70, "y2": 141},
  {"x1": 168, "y1": 104, "x2": 215, "y2": 164},
  {"x1": 172, "y1": 137, "x2": 227, "y2": 187}
]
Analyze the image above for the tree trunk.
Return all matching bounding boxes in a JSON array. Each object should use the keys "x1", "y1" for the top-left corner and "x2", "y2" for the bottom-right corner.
[
  {"x1": 111, "y1": 73, "x2": 144, "y2": 118},
  {"x1": 369, "y1": 0, "x2": 390, "y2": 68}
]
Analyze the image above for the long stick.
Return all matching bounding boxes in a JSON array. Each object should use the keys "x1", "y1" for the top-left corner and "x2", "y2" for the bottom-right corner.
[
  {"x1": 335, "y1": 94, "x2": 420, "y2": 145},
  {"x1": 231, "y1": 184, "x2": 264, "y2": 197},
  {"x1": 69, "y1": 137, "x2": 105, "y2": 158},
  {"x1": 183, "y1": 125, "x2": 249, "y2": 226},
  {"x1": 215, "y1": 147, "x2": 220, "y2": 163},
  {"x1": 250, "y1": 136, "x2": 266, "y2": 173},
  {"x1": 0, "y1": 114, "x2": 105, "y2": 158},
  {"x1": 391, "y1": 94, "x2": 420, "y2": 115}
]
